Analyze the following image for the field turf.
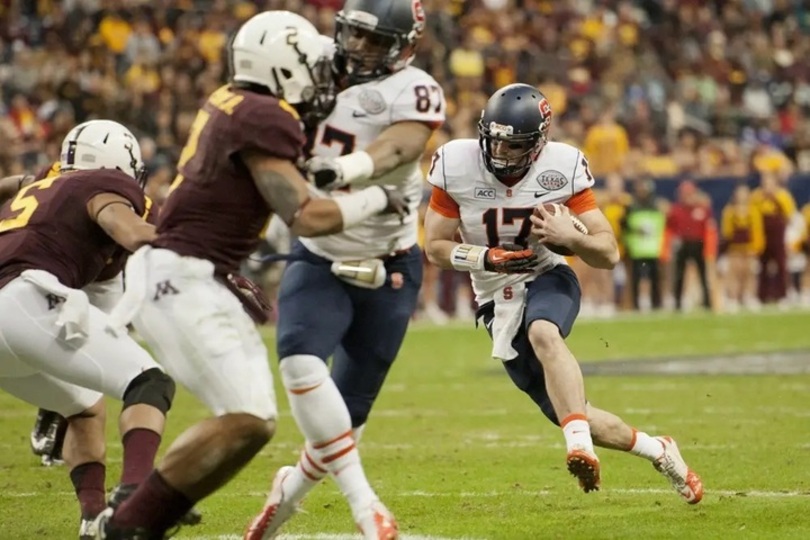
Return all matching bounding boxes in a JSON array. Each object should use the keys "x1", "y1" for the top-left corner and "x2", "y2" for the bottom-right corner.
[{"x1": 1, "y1": 309, "x2": 809, "y2": 539}]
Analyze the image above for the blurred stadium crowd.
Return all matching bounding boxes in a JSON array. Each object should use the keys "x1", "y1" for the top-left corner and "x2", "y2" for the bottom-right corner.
[{"x1": 2, "y1": 0, "x2": 810, "y2": 321}]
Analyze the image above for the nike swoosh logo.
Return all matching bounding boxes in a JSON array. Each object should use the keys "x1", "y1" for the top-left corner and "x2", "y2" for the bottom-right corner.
[
  {"x1": 485, "y1": 319, "x2": 494, "y2": 331},
  {"x1": 534, "y1": 191, "x2": 550, "y2": 198},
  {"x1": 352, "y1": 111, "x2": 368, "y2": 118}
]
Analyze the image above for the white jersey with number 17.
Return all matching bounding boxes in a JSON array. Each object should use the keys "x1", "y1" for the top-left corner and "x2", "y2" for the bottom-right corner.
[
  {"x1": 300, "y1": 66, "x2": 446, "y2": 261},
  {"x1": 427, "y1": 139, "x2": 598, "y2": 304}
]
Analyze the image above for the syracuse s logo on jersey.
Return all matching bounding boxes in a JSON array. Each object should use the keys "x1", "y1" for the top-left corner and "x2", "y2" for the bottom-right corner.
[{"x1": 474, "y1": 186, "x2": 496, "y2": 200}]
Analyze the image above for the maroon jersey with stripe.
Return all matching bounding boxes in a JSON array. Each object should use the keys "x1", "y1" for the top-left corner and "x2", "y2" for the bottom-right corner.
[
  {"x1": 0, "y1": 169, "x2": 146, "y2": 289},
  {"x1": 153, "y1": 85, "x2": 304, "y2": 275}
]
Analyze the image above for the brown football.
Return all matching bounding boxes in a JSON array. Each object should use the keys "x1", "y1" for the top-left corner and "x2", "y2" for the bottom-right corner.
[{"x1": 533, "y1": 203, "x2": 589, "y2": 256}]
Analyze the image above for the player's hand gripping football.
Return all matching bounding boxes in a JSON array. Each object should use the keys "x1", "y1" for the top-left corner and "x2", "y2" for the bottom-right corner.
[
  {"x1": 531, "y1": 204, "x2": 580, "y2": 249},
  {"x1": 306, "y1": 156, "x2": 347, "y2": 190},
  {"x1": 378, "y1": 186, "x2": 410, "y2": 223},
  {"x1": 484, "y1": 243, "x2": 539, "y2": 274}
]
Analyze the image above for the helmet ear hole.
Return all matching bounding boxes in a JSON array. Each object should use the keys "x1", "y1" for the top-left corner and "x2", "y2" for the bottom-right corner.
[{"x1": 280, "y1": 68, "x2": 293, "y2": 79}]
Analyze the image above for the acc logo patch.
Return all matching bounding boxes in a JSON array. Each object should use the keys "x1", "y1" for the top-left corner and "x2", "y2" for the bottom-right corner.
[
  {"x1": 536, "y1": 170, "x2": 568, "y2": 191},
  {"x1": 358, "y1": 89, "x2": 387, "y2": 115},
  {"x1": 474, "y1": 186, "x2": 496, "y2": 200}
]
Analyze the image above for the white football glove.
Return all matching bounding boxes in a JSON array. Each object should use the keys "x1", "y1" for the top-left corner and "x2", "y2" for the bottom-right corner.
[
  {"x1": 305, "y1": 151, "x2": 375, "y2": 191},
  {"x1": 306, "y1": 156, "x2": 346, "y2": 190}
]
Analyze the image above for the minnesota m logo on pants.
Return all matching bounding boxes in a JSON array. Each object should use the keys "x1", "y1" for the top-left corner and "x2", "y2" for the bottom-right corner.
[{"x1": 154, "y1": 280, "x2": 179, "y2": 300}]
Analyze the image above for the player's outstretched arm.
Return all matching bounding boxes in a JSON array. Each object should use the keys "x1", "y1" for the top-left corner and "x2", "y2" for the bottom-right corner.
[
  {"x1": 89, "y1": 193, "x2": 157, "y2": 252},
  {"x1": 243, "y1": 151, "x2": 410, "y2": 237},
  {"x1": 0, "y1": 174, "x2": 35, "y2": 206},
  {"x1": 358, "y1": 122, "x2": 433, "y2": 179},
  {"x1": 307, "y1": 122, "x2": 433, "y2": 190},
  {"x1": 425, "y1": 207, "x2": 538, "y2": 274}
]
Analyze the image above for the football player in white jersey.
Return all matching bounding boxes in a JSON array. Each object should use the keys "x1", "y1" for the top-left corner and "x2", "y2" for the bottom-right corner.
[
  {"x1": 423, "y1": 83, "x2": 704, "y2": 504},
  {"x1": 245, "y1": 1, "x2": 444, "y2": 539}
]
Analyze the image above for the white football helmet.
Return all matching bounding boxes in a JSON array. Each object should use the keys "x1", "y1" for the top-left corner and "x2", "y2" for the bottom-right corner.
[
  {"x1": 230, "y1": 11, "x2": 335, "y2": 119},
  {"x1": 60, "y1": 120, "x2": 146, "y2": 187}
]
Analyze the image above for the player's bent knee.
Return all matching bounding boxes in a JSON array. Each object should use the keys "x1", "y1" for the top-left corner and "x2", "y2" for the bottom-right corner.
[
  {"x1": 527, "y1": 319, "x2": 564, "y2": 353},
  {"x1": 68, "y1": 397, "x2": 106, "y2": 419},
  {"x1": 222, "y1": 413, "x2": 276, "y2": 449},
  {"x1": 279, "y1": 354, "x2": 329, "y2": 391},
  {"x1": 122, "y1": 368, "x2": 176, "y2": 415}
]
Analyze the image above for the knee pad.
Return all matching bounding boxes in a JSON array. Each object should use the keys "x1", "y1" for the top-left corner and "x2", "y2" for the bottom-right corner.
[
  {"x1": 280, "y1": 354, "x2": 329, "y2": 392},
  {"x1": 122, "y1": 368, "x2": 176, "y2": 414}
]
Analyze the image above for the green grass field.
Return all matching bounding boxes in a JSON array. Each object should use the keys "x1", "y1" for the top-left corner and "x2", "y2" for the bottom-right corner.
[{"x1": 1, "y1": 310, "x2": 810, "y2": 539}]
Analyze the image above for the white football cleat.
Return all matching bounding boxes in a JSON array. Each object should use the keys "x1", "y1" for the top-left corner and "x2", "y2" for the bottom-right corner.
[
  {"x1": 653, "y1": 436, "x2": 704, "y2": 504},
  {"x1": 244, "y1": 466, "x2": 298, "y2": 540},
  {"x1": 355, "y1": 500, "x2": 399, "y2": 540}
]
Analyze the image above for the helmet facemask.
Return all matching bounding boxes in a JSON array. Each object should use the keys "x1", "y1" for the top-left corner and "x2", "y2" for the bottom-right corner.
[
  {"x1": 334, "y1": 15, "x2": 416, "y2": 85},
  {"x1": 479, "y1": 120, "x2": 547, "y2": 180},
  {"x1": 289, "y1": 48, "x2": 337, "y2": 128},
  {"x1": 123, "y1": 141, "x2": 149, "y2": 189}
]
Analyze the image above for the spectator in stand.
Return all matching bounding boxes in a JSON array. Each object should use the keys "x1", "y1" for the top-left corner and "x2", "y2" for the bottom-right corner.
[
  {"x1": 2, "y1": 0, "x2": 810, "y2": 315},
  {"x1": 583, "y1": 106, "x2": 630, "y2": 177}
]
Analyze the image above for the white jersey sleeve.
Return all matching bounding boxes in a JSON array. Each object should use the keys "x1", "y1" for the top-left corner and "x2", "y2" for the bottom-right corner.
[
  {"x1": 388, "y1": 71, "x2": 446, "y2": 127},
  {"x1": 569, "y1": 150, "x2": 596, "y2": 197}
]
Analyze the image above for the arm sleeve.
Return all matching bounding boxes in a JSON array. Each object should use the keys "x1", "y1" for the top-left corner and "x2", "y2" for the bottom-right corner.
[
  {"x1": 565, "y1": 188, "x2": 598, "y2": 214},
  {"x1": 429, "y1": 186, "x2": 460, "y2": 219}
]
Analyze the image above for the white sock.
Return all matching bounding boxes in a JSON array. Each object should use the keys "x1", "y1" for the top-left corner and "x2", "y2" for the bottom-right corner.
[
  {"x1": 283, "y1": 445, "x2": 325, "y2": 504},
  {"x1": 628, "y1": 429, "x2": 665, "y2": 461},
  {"x1": 561, "y1": 414, "x2": 594, "y2": 453},
  {"x1": 281, "y1": 356, "x2": 376, "y2": 515},
  {"x1": 284, "y1": 425, "x2": 366, "y2": 505}
]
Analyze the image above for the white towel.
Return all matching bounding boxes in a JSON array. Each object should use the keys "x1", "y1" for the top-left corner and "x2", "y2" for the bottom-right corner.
[
  {"x1": 106, "y1": 245, "x2": 152, "y2": 337},
  {"x1": 491, "y1": 281, "x2": 526, "y2": 362},
  {"x1": 21, "y1": 269, "x2": 90, "y2": 345}
]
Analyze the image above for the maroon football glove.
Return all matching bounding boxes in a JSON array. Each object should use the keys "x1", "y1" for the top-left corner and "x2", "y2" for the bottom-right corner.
[{"x1": 226, "y1": 273, "x2": 273, "y2": 324}]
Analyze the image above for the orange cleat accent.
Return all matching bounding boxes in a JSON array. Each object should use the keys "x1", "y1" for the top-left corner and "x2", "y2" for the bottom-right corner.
[
  {"x1": 244, "y1": 466, "x2": 297, "y2": 540},
  {"x1": 567, "y1": 448, "x2": 601, "y2": 493},
  {"x1": 356, "y1": 500, "x2": 399, "y2": 540},
  {"x1": 654, "y1": 436, "x2": 704, "y2": 504}
]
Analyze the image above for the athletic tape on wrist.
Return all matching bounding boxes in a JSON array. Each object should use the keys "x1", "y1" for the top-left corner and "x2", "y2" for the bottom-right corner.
[{"x1": 450, "y1": 244, "x2": 488, "y2": 271}]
